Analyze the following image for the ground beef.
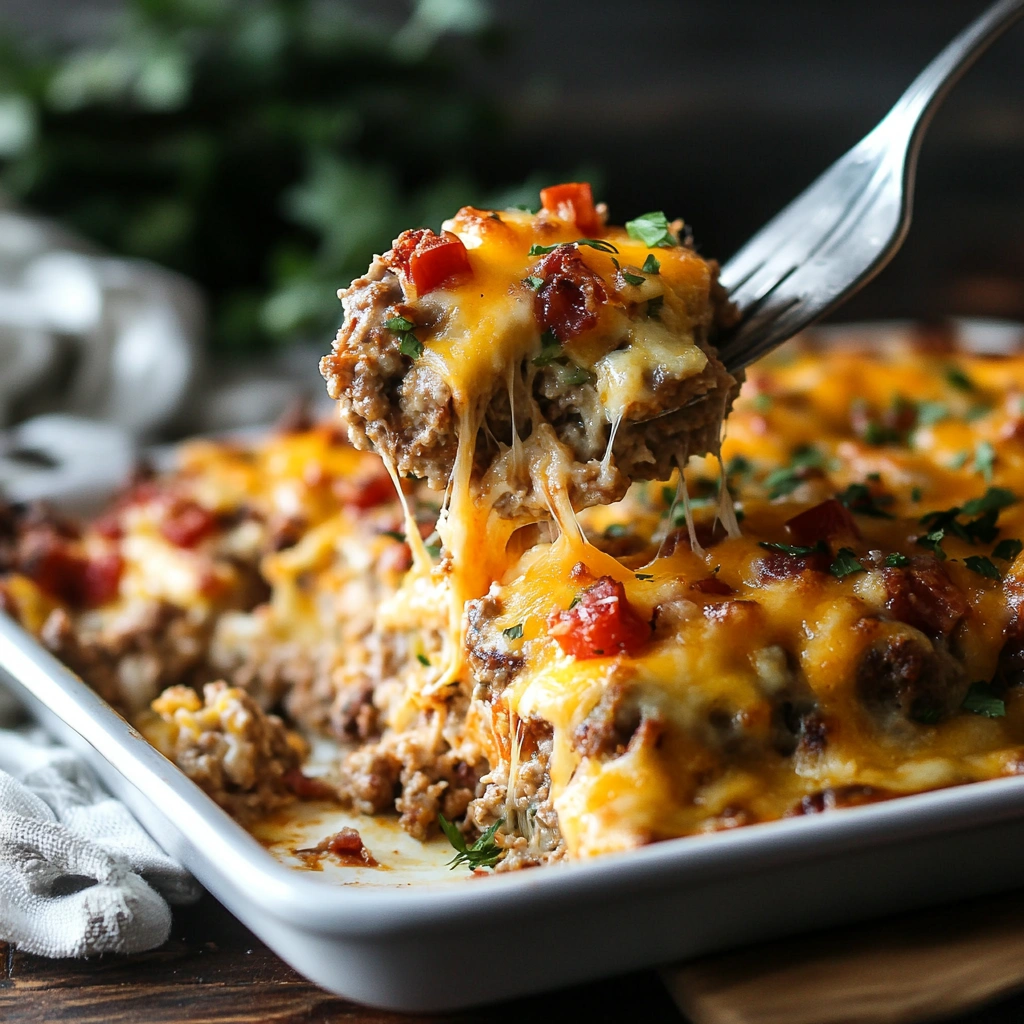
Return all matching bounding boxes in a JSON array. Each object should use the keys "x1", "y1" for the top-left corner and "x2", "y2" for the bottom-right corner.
[
  {"x1": 142, "y1": 682, "x2": 307, "y2": 822},
  {"x1": 40, "y1": 602, "x2": 212, "y2": 714},
  {"x1": 320, "y1": 248, "x2": 741, "y2": 514},
  {"x1": 856, "y1": 626, "x2": 968, "y2": 726}
]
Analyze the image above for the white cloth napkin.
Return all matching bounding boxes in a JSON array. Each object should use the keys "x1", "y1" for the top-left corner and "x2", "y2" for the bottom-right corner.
[{"x1": 0, "y1": 724, "x2": 199, "y2": 958}]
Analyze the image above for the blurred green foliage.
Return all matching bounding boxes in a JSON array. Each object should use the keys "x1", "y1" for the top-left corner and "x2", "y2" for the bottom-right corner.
[{"x1": 0, "y1": 0, "x2": 538, "y2": 351}]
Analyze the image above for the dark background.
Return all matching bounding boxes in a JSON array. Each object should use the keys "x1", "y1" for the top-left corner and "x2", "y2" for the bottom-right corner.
[{"x1": 2, "y1": 0, "x2": 1022, "y2": 348}]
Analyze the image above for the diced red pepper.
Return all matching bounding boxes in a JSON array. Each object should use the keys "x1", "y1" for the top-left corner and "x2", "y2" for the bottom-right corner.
[
  {"x1": 385, "y1": 228, "x2": 472, "y2": 295},
  {"x1": 160, "y1": 500, "x2": 218, "y2": 548},
  {"x1": 533, "y1": 244, "x2": 607, "y2": 342},
  {"x1": 21, "y1": 533, "x2": 122, "y2": 608},
  {"x1": 548, "y1": 575, "x2": 650, "y2": 659},
  {"x1": 540, "y1": 182, "x2": 602, "y2": 235},
  {"x1": 785, "y1": 499, "x2": 861, "y2": 546}
]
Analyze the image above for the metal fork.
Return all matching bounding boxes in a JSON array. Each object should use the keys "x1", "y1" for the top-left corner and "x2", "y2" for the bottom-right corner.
[{"x1": 717, "y1": 0, "x2": 1024, "y2": 374}]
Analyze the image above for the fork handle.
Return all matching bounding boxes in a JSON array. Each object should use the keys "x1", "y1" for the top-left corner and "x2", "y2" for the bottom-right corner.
[{"x1": 886, "y1": 0, "x2": 1024, "y2": 146}]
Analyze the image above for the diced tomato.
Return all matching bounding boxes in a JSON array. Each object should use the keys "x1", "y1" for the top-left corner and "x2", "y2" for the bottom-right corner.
[
  {"x1": 80, "y1": 552, "x2": 124, "y2": 607},
  {"x1": 21, "y1": 533, "x2": 122, "y2": 608},
  {"x1": 160, "y1": 500, "x2": 218, "y2": 548},
  {"x1": 548, "y1": 575, "x2": 650, "y2": 659},
  {"x1": 785, "y1": 499, "x2": 861, "y2": 545},
  {"x1": 540, "y1": 182, "x2": 602, "y2": 235},
  {"x1": 385, "y1": 228, "x2": 472, "y2": 295},
  {"x1": 334, "y1": 472, "x2": 396, "y2": 511},
  {"x1": 533, "y1": 244, "x2": 607, "y2": 342}
]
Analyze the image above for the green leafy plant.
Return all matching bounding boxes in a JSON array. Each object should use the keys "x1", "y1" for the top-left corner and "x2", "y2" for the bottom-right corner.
[{"x1": 0, "y1": 0, "x2": 538, "y2": 352}]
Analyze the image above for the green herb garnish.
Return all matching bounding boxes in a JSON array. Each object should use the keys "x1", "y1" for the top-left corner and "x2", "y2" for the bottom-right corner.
[
  {"x1": 438, "y1": 815, "x2": 504, "y2": 871},
  {"x1": 916, "y1": 401, "x2": 949, "y2": 427},
  {"x1": 964, "y1": 555, "x2": 1001, "y2": 581},
  {"x1": 961, "y1": 682, "x2": 1005, "y2": 718},
  {"x1": 916, "y1": 529, "x2": 948, "y2": 560},
  {"x1": 948, "y1": 450, "x2": 970, "y2": 470},
  {"x1": 725, "y1": 455, "x2": 753, "y2": 478},
  {"x1": 973, "y1": 440, "x2": 996, "y2": 483},
  {"x1": 528, "y1": 239, "x2": 619, "y2": 256},
  {"x1": 621, "y1": 269, "x2": 645, "y2": 286},
  {"x1": 961, "y1": 487, "x2": 1017, "y2": 516},
  {"x1": 646, "y1": 295, "x2": 664, "y2": 320},
  {"x1": 836, "y1": 482, "x2": 895, "y2": 519},
  {"x1": 752, "y1": 394, "x2": 773, "y2": 413},
  {"x1": 635, "y1": 572, "x2": 654, "y2": 581},
  {"x1": 945, "y1": 366, "x2": 975, "y2": 392},
  {"x1": 641, "y1": 253, "x2": 661, "y2": 274},
  {"x1": 386, "y1": 315, "x2": 415, "y2": 332},
  {"x1": 994, "y1": 538, "x2": 1023, "y2": 562},
  {"x1": 625, "y1": 211, "x2": 676, "y2": 247},
  {"x1": 532, "y1": 329, "x2": 562, "y2": 366},
  {"x1": 604, "y1": 523, "x2": 627, "y2": 538},
  {"x1": 399, "y1": 333, "x2": 424, "y2": 359},
  {"x1": 416, "y1": 653, "x2": 430, "y2": 667},
  {"x1": 885, "y1": 552, "x2": 911, "y2": 567},
  {"x1": 382, "y1": 530, "x2": 406, "y2": 542},
  {"x1": 524, "y1": 275, "x2": 544, "y2": 290},
  {"x1": 502, "y1": 623, "x2": 524, "y2": 641},
  {"x1": 758, "y1": 541, "x2": 826, "y2": 557},
  {"x1": 830, "y1": 548, "x2": 865, "y2": 579}
]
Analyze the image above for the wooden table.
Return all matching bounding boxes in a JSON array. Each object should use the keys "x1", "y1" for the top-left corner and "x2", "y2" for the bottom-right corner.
[{"x1": 4, "y1": 896, "x2": 1024, "y2": 1024}]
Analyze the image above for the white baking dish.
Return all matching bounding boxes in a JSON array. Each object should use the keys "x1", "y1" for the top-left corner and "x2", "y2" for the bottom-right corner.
[{"x1": 4, "y1": 319, "x2": 1024, "y2": 1011}]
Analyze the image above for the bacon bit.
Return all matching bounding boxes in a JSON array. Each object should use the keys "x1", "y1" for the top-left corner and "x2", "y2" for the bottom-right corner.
[
  {"x1": 533, "y1": 244, "x2": 607, "y2": 342},
  {"x1": 881, "y1": 560, "x2": 968, "y2": 638},
  {"x1": 294, "y1": 826, "x2": 378, "y2": 868},
  {"x1": 385, "y1": 228, "x2": 472, "y2": 295},
  {"x1": 333, "y1": 472, "x2": 395, "y2": 510},
  {"x1": 690, "y1": 576, "x2": 734, "y2": 596},
  {"x1": 549, "y1": 576, "x2": 650, "y2": 659},
  {"x1": 539, "y1": 182, "x2": 602, "y2": 235},
  {"x1": 785, "y1": 499, "x2": 861, "y2": 546},
  {"x1": 756, "y1": 548, "x2": 832, "y2": 582},
  {"x1": 283, "y1": 767, "x2": 340, "y2": 802},
  {"x1": 160, "y1": 500, "x2": 218, "y2": 548},
  {"x1": 569, "y1": 560, "x2": 595, "y2": 583}
]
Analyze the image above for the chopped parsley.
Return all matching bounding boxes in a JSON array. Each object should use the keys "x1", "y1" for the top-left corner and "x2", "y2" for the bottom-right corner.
[
  {"x1": 425, "y1": 542, "x2": 441, "y2": 559},
  {"x1": 399, "y1": 334, "x2": 424, "y2": 359},
  {"x1": 641, "y1": 253, "x2": 661, "y2": 274},
  {"x1": 994, "y1": 538, "x2": 1023, "y2": 561},
  {"x1": 604, "y1": 523, "x2": 628, "y2": 538},
  {"x1": 438, "y1": 815, "x2": 504, "y2": 871},
  {"x1": 961, "y1": 682, "x2": 1005, "y2": 718},
  {"x1": 528, "y1": 238, "x2": 618, "y2": 256},
  {"x1": 387, "y1": 315, "x2": 422, "y2": 359},
  {"x1": 965, "y1": 403, "x2": 992, "y2": 422},
  {"x1": 725, "y1": 455, "x2": 753, "y2": 478},
  {"x1": 945, "y1": 366, "x2": 975, "y2": 392},
  {"x1": 532, "y1": 329, "x2": 562, "y2": 366},
  {"x1": 382, "y1": 530, "x2": 405, "y2": 542},
  {"x1": 961, "y1": 487, "x2": 1016, "y2": 516},
  {"x1": 646, "y1": 295, "x2": 664, "y2": 320},
  {"x1": 635, "y1": 572, "x2": 655, "y2": 581},
  {"x1": 416, "y1": 653, "x2": 430, "y2": 667},
  {"x1": 947, "y1": 450, "x2": 970, "y2": 470},
  {"x1": 752, "y1": 394, "x2": 773, "y2": 413},
  {"x1": 912, "y1": 706, "x2": 942, "y2": 725},
  {"x1": 625, "y1": 211, "x2": 676, "y2": 248},
  {"x1": 830, "y1": 548, "x2": 865, "y2": 579},
  {"x1": 911, "y1": 486, "x2": 923, "y2": 502},
  {"x1": 916, "y1": 529, "x2": 948, "y2": 560},
  {"x1": 568, "y1": 594, "x2": 581, "y2": 610},
  {"x1": 863, "y1": 421, "x2": 901, "y2": 446},
  {"x1": 762, "y1": 448, "x2": 823, "y2": 500},
  {"x1": 524, "y1": 275, "x2": 544, "y2": 290},
  {"x1": 836, "y1": 482, "x2": 895, "y2": 519},
  {"x1": 758, "y1": 541, "x2": 826, "y2": 557},
  {"x1": 885, "y1": 552, "x2": 911, "y2": 567},
  {"x1": 964, "y1": 555, "x2": 1001, "y2": 581},
  {"x1": 502, "y1": 623, "x2": 524, "y2": 641},
  {"x1": 559, "y1": 363, "x2": 592, "y2": 385},
  {"x1": 621, "y1": 269, "x2": 645, "y2": 286},
  {"x1": 915, "y1": 401, "x2": 949, "y2": 427},
  {"x1": 973, "y1": 440, "x2": 996, "y2": 482}
]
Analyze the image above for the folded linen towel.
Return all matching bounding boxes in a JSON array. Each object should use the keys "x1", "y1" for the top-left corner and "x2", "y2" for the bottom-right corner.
[{"x1": 0, "y1": 724, "x2": 199, "y2": 958}]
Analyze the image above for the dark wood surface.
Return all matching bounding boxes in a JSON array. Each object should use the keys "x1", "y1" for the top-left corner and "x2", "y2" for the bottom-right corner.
[
  {"x1": 0, "y1": 895, "x2": 683, "y2": 1024},
  {"x1": 6, "y1": 895, "x2": 1024, "y2": 1024}
]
